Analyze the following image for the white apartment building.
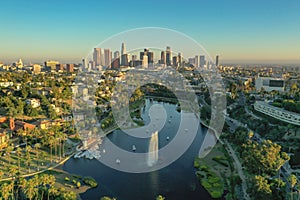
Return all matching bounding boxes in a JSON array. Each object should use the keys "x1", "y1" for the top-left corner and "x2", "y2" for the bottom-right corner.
[{"x1": 255, "y1": 77, "x2": 285, "y2": 92}]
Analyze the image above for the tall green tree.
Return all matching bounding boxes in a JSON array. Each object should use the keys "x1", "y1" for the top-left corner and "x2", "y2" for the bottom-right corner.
[
  {"x1": 242, "y1": 140, "x2": 290, "y2": 175},
  {"x1": 251, "y1": 175, "x2": 272, "y2": 199},
  {"x1": 288, "y1": 174, "x2": 298, "y2": 200}
]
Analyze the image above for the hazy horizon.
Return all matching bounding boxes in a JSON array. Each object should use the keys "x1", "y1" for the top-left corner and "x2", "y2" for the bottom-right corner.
[
  {"x1": 1, "y1": 0, "x2": 300, "y2": 64},
  {"x1": 1, "y1": 58, "x2": 300, "y2": 66}
]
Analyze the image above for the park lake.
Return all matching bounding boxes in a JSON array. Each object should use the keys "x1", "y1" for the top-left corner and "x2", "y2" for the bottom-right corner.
[{"x1": 63, "y1": 99, "x2": 219, "y2": 200}]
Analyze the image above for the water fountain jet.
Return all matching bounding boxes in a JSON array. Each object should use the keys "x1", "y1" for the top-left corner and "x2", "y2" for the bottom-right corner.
[{"x1": 147, "y1": 130, "x2": 159, "y2": 167}]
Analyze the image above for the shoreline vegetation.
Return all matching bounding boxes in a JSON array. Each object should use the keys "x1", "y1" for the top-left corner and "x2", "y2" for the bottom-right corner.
[{"x1": 194, "y1": 142, "x2": 238, "y2": 200}]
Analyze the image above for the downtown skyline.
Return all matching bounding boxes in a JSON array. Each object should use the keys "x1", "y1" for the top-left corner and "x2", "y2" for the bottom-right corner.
[{"x1": 1, "y1": 0, "x2": 300, "y2": 64}]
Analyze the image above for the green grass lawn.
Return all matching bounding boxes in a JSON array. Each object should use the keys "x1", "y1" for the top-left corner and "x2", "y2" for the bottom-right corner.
[{"x1": 0, "y1": 147, "x2": 71, "y2": 179}]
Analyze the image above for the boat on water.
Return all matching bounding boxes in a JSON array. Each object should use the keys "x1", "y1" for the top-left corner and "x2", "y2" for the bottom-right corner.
[
  {"x1": 74, "y1": 151, "x2": 82, "y2": 158},
  {"x1": 166, "y1": 136, "x2": 170, "y2": 141},
  {"x1": 132, "y1": 145, "x2": 136, "y2": 151}
]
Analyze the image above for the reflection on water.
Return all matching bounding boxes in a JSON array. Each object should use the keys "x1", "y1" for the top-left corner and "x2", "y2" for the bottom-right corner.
[{"x1": 64, "y1": 100, "x2": 218, "y2": 200}]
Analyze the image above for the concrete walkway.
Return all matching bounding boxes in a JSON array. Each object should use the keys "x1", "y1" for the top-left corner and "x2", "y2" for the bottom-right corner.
[
  {"x1": 224, "y1": 140, "x2": 251, "y2": 200},
  {"x1": 0, "y1": 152, "x2": 76, "y2": 182}
]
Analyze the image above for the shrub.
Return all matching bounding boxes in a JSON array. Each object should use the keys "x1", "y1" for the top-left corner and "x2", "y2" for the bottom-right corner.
[
  {"x1": 83, "y1": 176, "x2": 98, "y2": 188},
  {"x1": 194, "y1": 158, "x2": 201, "y2": 168},
  {"x1": 211, "y1": 191, "x2": 222, "y2": 198},
  {"x1": 201, "y1": 180, "x2": 212, "y2": 189},
  {"x1": 200, "y1": 165, "x2": 208, "y2": 171}
]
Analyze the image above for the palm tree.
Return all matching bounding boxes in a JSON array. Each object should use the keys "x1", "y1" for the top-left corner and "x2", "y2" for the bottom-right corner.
[
  {"x1": 32, "y1": 175, "x2": 41, "y2": 200},
  {"x1": 39, "y1": 174, "x2": 46, "y2": 200},
  {"x1": 289, "y1": 174, "x2": 298, "y2": 200},
  {"x1": 56, "y1": 132, "x2": 67, "y2": 160},
  {"x1": 7, "y1": 166, "x2": 17, "y2": 200},
  {"x1": 0, "y1": 182, "x2": 13, "y2": 200},
  {"x1": 18, "y1": 177, "x2": 27, "y2": 200},
  {"x1": 54, "y1": 137, "x2": 59, "y2": 161},
  {"x1": 47, "y1": 175, "x2": 56, "y2": 200},
  {"x1": 5, "y1": 144, "x2": 14, "y2": 165},
  {"x1": 15, "y1": 147, "x2": 22, "y2": 174},
  {"x1": 42, "y1": 132, "x2": 54, "y2": 162},
  {"x1": 8, "y1": 179, "x2": 16, "y2": 200},
  {"x1": 8, "y1": 165, "x2": 17, "y2": 179},
  {"x1": 61, "y1": 133, "x2": 67, "y2": 158},
  {"x1": 48, "y1": 135, "x2": 55, "y2": 163},
  {"x1": 25, "y1": 178, "x2": 37, "y2": 200},
  {"x1": 34, "y1": 143, "x2": 41, "y2": 171},
  {"x1": 47, "y1": 186, "x2": 57, "y2": 200},
  {"x1": 25, "y1": 145, "x2": 32, "y2": 173},
  {"x1": 51, "y1": 126, "x2": 61, "y2": 161},
  {"x1": 40, "y1": 151, "x2": 47, "y2": 167},
  {"x1": 31, "y1": 128, "x2": 40, "y2": 144}
]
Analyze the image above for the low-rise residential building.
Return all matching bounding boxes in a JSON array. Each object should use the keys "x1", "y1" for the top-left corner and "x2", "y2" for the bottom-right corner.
[
  {"x1": 33, "y1": 118, "x2": 65, "y2": 130},
  {"x1": 0, "y1": 82, "x2": 13, "y2": 88},
  {"x1": 0, "y1": 132, "x2": 9, "y2": 150},
  {"x1": 25, "y1": 98, "x2": 40, "y2": 108},
  {"x1": 14, "y1": 120, "x2": 36, "y2": 132}
]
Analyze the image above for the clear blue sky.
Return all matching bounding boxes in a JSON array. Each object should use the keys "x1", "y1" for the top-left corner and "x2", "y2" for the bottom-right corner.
[{"x1": 1, "y1": 0, "x2": 300, "y2": 63}]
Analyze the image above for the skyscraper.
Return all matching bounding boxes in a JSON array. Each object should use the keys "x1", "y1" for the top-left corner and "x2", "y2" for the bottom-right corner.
[
  {"x1": 33, "y1": 64, "x2": 41, "y2": 74},
  {"x1": 111, "y1": 58, "x2": 120, "y2": 69},
  {"x1": 172, "y1": 56, "x2": 177, "y2": 67},
  {"x1": 121, "y1": 43, "x2": 127, "y2": 66},
  {"x1": 45, "y1": 60, "x2": 59, "y2": 71},
  {"x1": 188, "y1": 58, "x2": 195, "y2": 65},
  {"x1": 82, "y1": 59, "x2": 87, "y2": 69},
  {"x1": 148, "y1": 51, "x2": 154, "y2": 65},
  {"x1": 142, "y1": 51, "x2": 148, "y2": 68},
  {"x1": 200, "y1": 55, "x2": 205, "y2": 68},
  {"x1": 121, "y1": 42, "x2": 126, "y2": 55},
  {"x1": 140, "y1": 49, "x2": 147, "y2": 60},
  {"x1": 93, "y1": 48, "x2": 102, "y2": 66},
  {"x1": 216, "y1": 55, "x2": 219, "y2": 66},
  {"x1": 114, "y1": 51, "x2": 120, "y2": 59},
  {"x1": 160, "y1": 51, "x2": 166, "y2": 65},
  {"x1": 131, "y1": 55, "x2": 137, "y2": 67},
  {"x1": 195, "y1": 55, "x2": 200, "y2": 67},
  {"x1": 166, "y1": 46, "x2": 171, "y2": 66},
  {"x1": 121, "y1": 54, "x2": 129, "y2": 66},
  {"x1": 88, "y1": 61, "x2": 95, "y2": 70},
  {"x1": 140, "y1": 49, "x2": 153, "y2": 66},
  {"x1": 104, "y1": 49, "x2": 112, "y2": 67},
  {"x1": 56, "y1": 64, "x2": 64, "y2": 72},
  {"x1": 66, "y1": 64, "x2": 74, "y2": 73},
  {"x1": 177, "y1": 53, "x2": 182, "y2": 67},
  {"x1": 16, "y1": 59, "x2": 23, "y2": 68}
]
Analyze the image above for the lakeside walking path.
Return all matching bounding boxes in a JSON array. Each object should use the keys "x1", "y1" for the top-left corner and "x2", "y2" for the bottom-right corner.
[
  {"x1": 224, "y1": 140, "x2": 250, "y2": 200},
  {"x1": 0, "y1": 152, "x2": 76, "y2": 182}
]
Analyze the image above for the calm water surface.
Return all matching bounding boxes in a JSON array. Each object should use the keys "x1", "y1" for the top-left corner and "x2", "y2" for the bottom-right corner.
[{"x1": 64, "y1": 100, "x2": 216, "y2": 200}]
